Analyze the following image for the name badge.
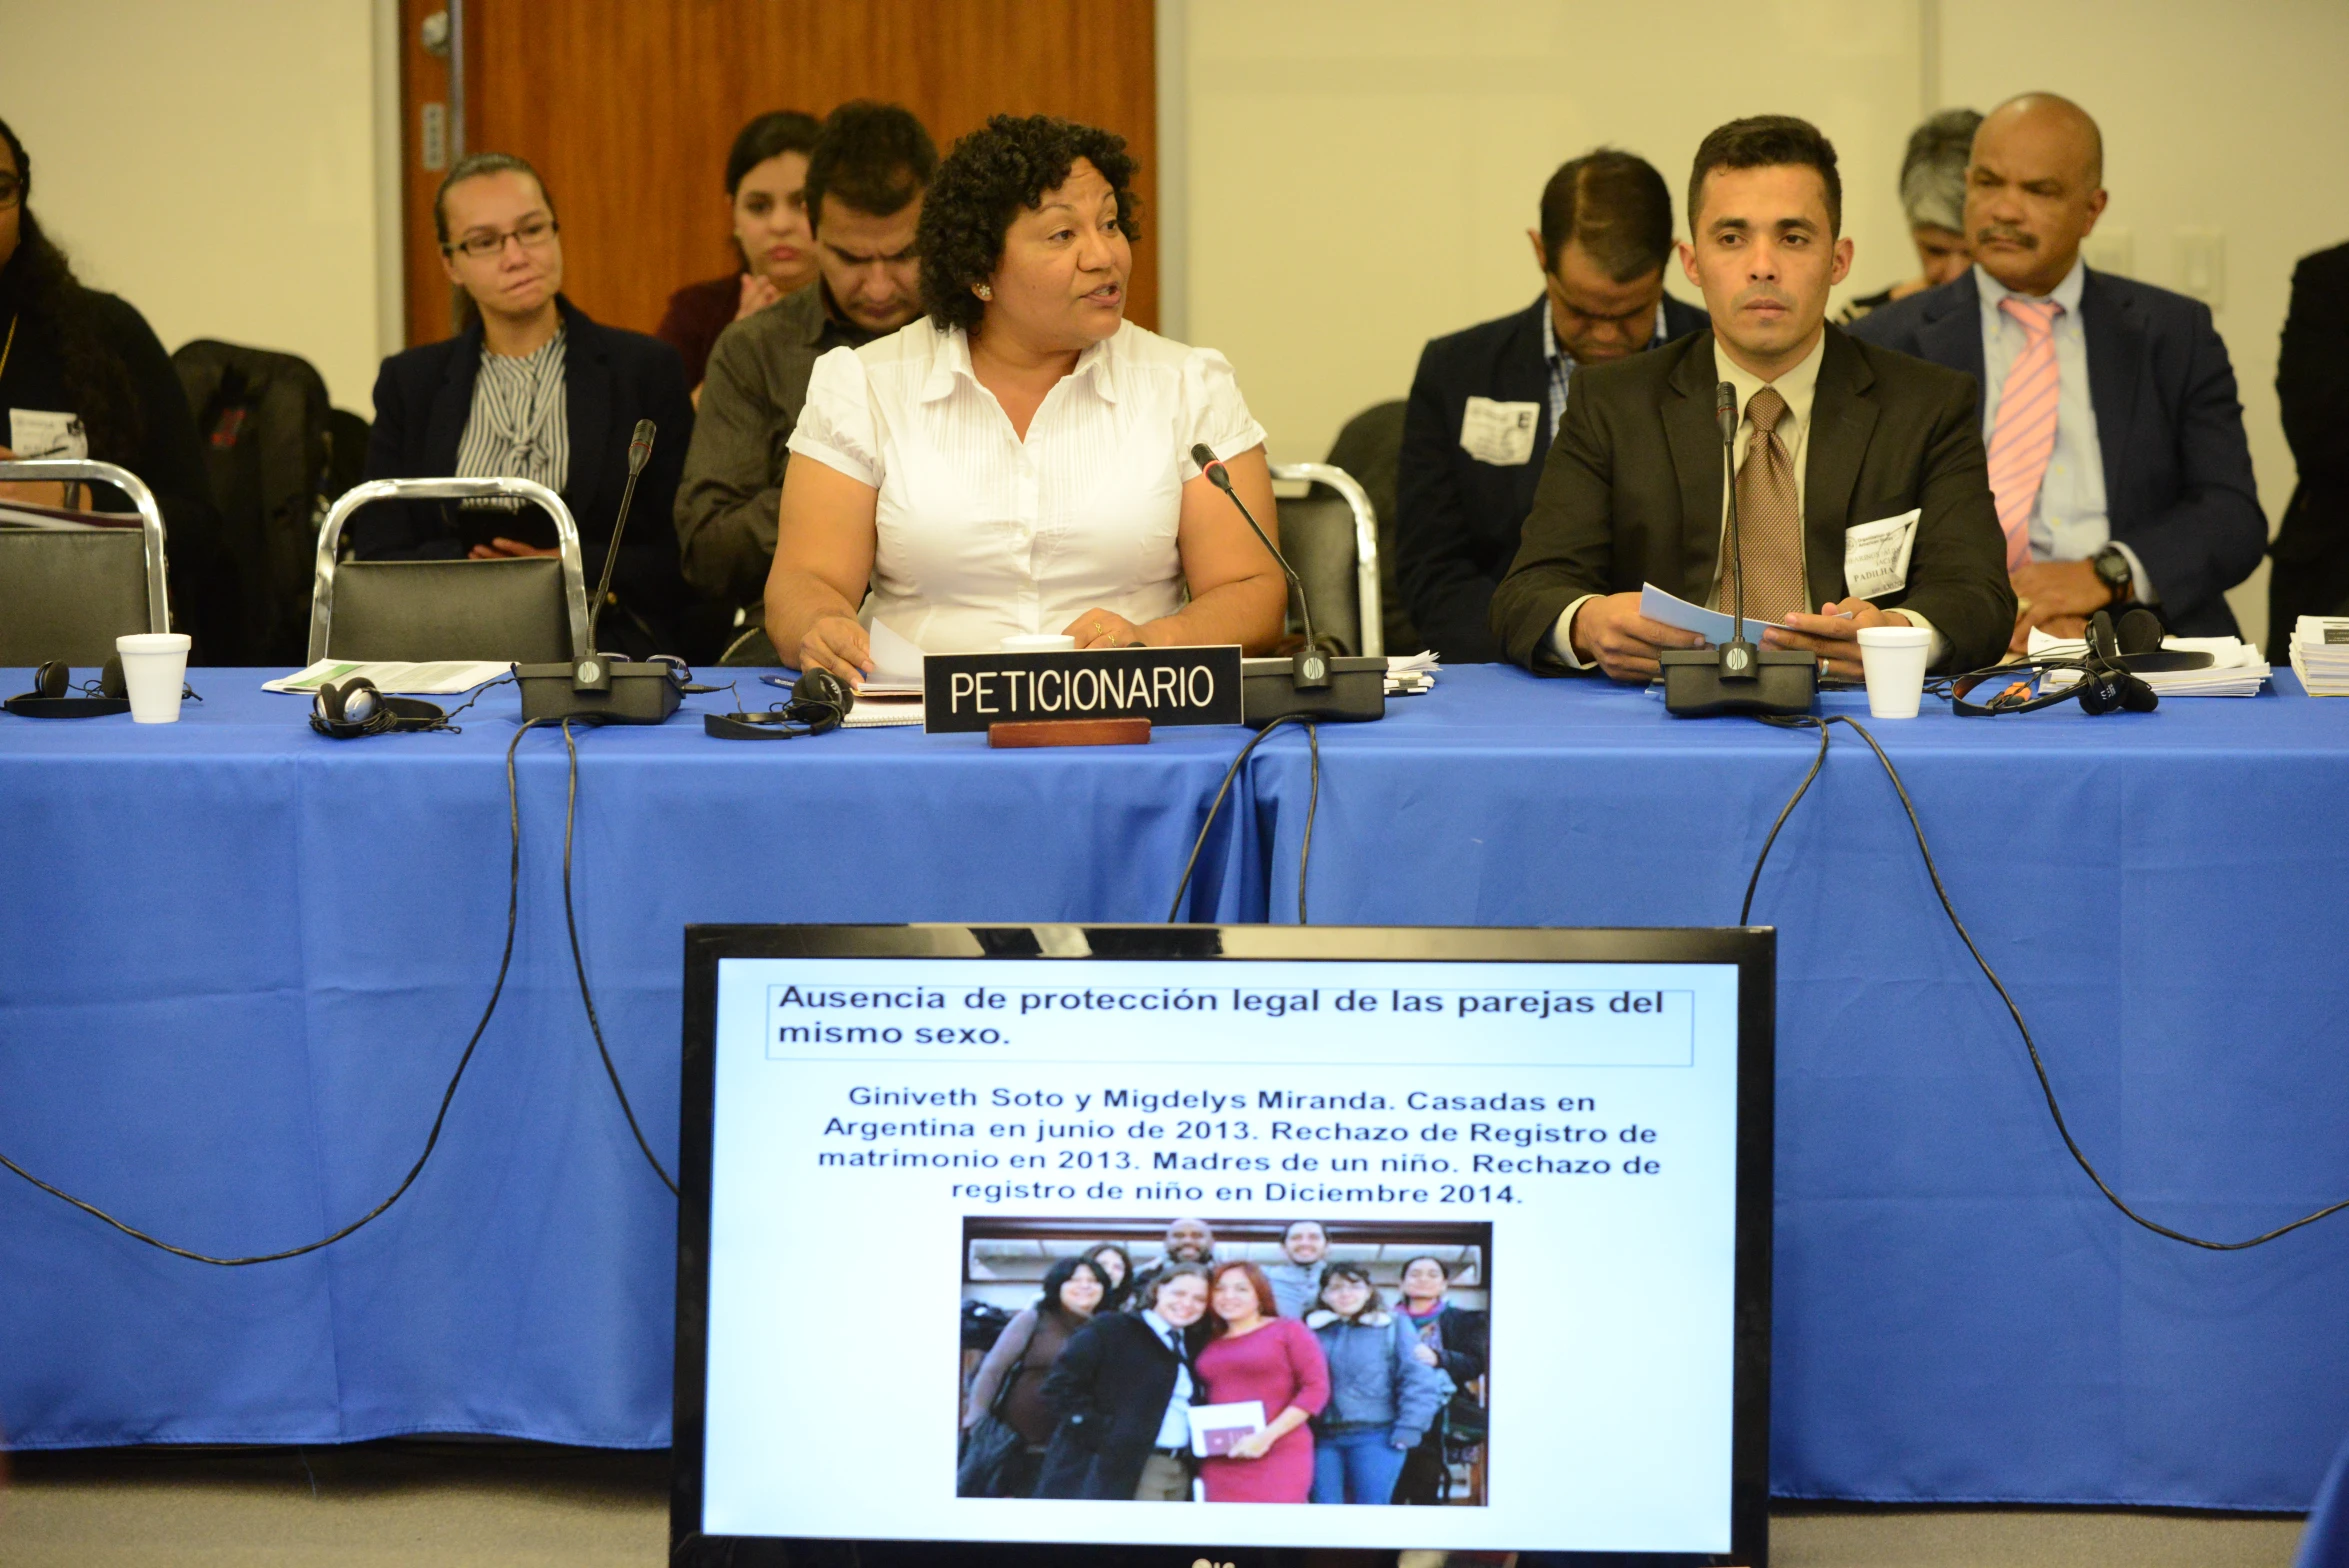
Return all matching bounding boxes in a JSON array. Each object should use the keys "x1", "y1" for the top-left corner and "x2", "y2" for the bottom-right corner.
[
  {"x1": 1459, "y1": 397, "x2": 1540, "y2": 467},
  {"x1": 10, "y1": 408, "x2": 89, "y2": 461},
  {"x1": 1844, "y1": 508, "x2": 1921, "y2": 599},
  {"x1": 922, "y1": 646, "x2": 1244, "y2": 734}
]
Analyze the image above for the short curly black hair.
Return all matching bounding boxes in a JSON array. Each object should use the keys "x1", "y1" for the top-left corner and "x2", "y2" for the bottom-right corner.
[{"x1": 918, "y1": 114, "x2": 1140, "y2": 334}]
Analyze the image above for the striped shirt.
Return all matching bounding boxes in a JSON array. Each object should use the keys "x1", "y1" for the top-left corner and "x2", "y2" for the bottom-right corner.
[{"x1": 455, "y1": 327, "x2": 568, "y2": 509}]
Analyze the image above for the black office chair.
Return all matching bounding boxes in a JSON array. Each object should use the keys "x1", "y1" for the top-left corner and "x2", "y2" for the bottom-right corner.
[
  {"x1": 718, "y1": 625, "x2": 782, "y2": 666},
  {"x1": 308, "y1": 478, "x2": 592, "y2": 665},
  {"x1": 0, "y1": 459, "x2": 172, "y2": 666},
  {"x1": 1325, "y1": 398, "x2": 1419, "y2": 657},
  {"x1": 1269, "y1": 462, "x2": 1383, "y2": 658}
]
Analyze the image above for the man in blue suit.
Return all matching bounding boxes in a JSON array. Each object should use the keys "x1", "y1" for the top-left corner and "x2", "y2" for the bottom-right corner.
[
  {"x1": 1397, "y1": 149, "x2": 1711, "y2": 661},
  {"x1": 1849, "y1": 93, "x2": 2264, "y2": 645}
]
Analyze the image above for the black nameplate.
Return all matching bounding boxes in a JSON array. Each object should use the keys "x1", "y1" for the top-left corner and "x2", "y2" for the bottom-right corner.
[{"x1": 922, "y1": 646, "x2": 1244, "y2": 733}]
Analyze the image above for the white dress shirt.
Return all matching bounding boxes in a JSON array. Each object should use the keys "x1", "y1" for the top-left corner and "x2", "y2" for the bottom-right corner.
[
  {"x1": 787, "y1": 317, "x2": 1270, "y2": 653},
  {"x1": 1550, "y1": 332, "x2": 1943, "y2": 666},
  {"x1": 1975, "y1": 260, "x2": 2150, "y2": 599},
  {"x1": 1139, "y1": 1309, "x2": 1196, "y2": 1448}
]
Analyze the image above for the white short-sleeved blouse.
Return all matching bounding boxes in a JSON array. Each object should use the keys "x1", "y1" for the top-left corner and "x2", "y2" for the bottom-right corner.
[{"x1": 785, "y1": 316, "x2": 1269, "y2": 654}]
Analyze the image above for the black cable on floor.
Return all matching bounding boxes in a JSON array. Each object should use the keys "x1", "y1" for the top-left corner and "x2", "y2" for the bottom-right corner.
[
  {"x1": 1165, "y1": 715, "x2": 1320, "y2": 924},
  {"x1": 0, "y1": 717, "x2": 552, "y2": 1265},
  {"x1": 557, "y1": 720, "x2": 679, "y2": 1197},
  {"x1": 1746, "y1": 712, "x2": 2349, "y2": 1250}
]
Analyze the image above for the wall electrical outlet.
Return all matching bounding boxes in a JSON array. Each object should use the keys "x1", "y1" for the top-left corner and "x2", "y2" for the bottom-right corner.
[
  {"x1": 2174, "y1": 227, "x2": 2226, "y2": 309},
  {"x1": 2081, "y1": 226, "x2": 2133, "y2": 277}
]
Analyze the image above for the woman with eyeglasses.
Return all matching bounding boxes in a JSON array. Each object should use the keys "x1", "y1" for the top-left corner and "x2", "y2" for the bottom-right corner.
[
  {"x1": 358, "y1": 152, "x2": 713, "y2": 660},
  {"x1": 0, "y1": 116, "x2": 234, "y2": 658}
]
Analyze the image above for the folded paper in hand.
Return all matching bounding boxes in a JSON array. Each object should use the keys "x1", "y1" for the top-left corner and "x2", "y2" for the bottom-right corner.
[
  {"x1": 1637, "y1": 583, "x2": 1784, "y2": 647},
  {"x1": 1188, "y1": 1399, "x2": 1267, "y2": 1458}
]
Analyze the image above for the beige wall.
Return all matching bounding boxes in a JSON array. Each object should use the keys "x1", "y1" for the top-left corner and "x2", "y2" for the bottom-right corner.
[
  {"x1": 1182, "y1": 0, "x2": 2349, "y2": 650},
  {"x1": 0, "y1": 0, "x2": 387, "y2": 416}
]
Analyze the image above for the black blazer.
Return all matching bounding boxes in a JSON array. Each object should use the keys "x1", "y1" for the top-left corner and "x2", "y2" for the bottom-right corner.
[
  {"x1": 358, "y1": 296, "x2": 699, "y2": 653},
  {"x1": 2268, "y1": 240, "x2": 2349, "y2": 657},
  {"x1": 1847, "y1": 267, "x2": 2265, "y2": 638},
  {"x1": 1397, "y1": 293, "x2": 1711, "y2": 662},
  {"x1": 1489, "y1": 326, "x2": 2015, "y2": 675},
  {"x1": 1033, "y1": 1312, "x2": 1202, "y2": 1501}
]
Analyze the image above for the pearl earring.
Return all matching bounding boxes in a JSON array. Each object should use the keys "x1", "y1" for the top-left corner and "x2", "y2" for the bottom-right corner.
[{"x1": 975, "y1": 284, "x2": 993, "y2": 301}]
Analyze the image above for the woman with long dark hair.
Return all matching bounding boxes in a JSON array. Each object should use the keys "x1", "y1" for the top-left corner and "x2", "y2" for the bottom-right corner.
[
  {"x1": 960, "y1": 1255, "x2": 1110, "y2": 1497},
  {"x1": 1193, "y1": 1260, "x2": 1329, "y2": 1504},
  {"x1": 1081, "y1": 1241, "x2": 1136, "y2": 1312},
  {"x1": 656, "y1": 110, "x2": 823, "y2": 393},
  {"x1": 0, "y1": 116, "x2": 230, "y2": 656}
]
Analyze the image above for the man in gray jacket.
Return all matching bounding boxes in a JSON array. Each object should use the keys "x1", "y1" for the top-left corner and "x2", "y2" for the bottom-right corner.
[
  {"x1": 1264, "y1": 1220, "x2": 1330, "y2": 1320},
  {"x1": 674, "y1": 101, "x2": 935, "y2": 633}
]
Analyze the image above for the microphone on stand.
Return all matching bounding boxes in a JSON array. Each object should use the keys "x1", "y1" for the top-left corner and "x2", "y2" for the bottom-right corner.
[
  {"x1": 1192, "y1": 443, "x2": 1328, "y2": 690},
  {"x1": 1715, "y1": 383, "x2": 1757, "y2": 680},
  {"x1": 575, "y1": 419, "x2": 656, "y2": 690}
]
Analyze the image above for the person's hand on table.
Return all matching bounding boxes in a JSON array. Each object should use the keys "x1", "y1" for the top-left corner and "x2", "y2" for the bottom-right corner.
[
  {"x1": 2008, "y1": 559, "x2": 2115, "y2": 654},
  {"x1": 1064, "y1": 607, "x2": 1146, "y2": 649},
  {"x1": 1764, "y1": 599, "x2": 1910, "y2": 681},
  {"x1": 798, "y1": 614, "x2": 874, "y2": 687},
  {"x1": 735, "y1": 272, "x2": 784, "y2": 323},
  {"x1": 467, "y1": 537, "x2": 562, "y2": 559},
  {"x1": 1226, "y1": 1430, "x2": 1273, "y2": 1460},
  {"x1": 1569, "y1": 591, "x2": 1706, "y2": 681}
]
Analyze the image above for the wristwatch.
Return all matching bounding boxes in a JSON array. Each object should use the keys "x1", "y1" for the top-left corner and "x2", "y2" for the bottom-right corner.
[{"x1": 2090, "y1": 544, "x2": 2133, "y2": 606}]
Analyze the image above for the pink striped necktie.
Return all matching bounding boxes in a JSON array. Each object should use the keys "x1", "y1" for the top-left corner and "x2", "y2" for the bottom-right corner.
[{"x1": 1986, "y1": 296, "x2": 2063, "y2": 571}]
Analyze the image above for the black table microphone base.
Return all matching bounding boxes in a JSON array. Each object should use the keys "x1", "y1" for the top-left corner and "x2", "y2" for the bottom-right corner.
[
  {"x1": 1661, "y1": 646, "x2": 1817, "y2": 717},
  {"x1": 1241, "y1": 655, "x2": 1386, "y2": 727},
  {"x1": 515, "y1": 662, "x2": 683, "y2": 724}
]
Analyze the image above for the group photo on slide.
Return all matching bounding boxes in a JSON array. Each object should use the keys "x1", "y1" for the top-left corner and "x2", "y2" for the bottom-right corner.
[{"x1": 956, "y1": 1218, "x2": 1491, "y2": 1507}]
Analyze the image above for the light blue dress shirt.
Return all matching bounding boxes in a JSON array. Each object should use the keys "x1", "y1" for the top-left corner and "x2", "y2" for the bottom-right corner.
[
  {"x1": 1141, "y1": 1309, "x2": 1195, "y2": 1448},
  {"x1": 1542, "y1": 299, "x2": 1672, "y2": 438},
  {"x1": 1974, "y1": 261, "x2": 2153, "y2": 599}
]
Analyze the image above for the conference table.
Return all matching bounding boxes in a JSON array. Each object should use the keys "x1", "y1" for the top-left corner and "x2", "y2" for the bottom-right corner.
[{"x1": 3, "y1": 665, "x2": 2345, "y2": 1514}]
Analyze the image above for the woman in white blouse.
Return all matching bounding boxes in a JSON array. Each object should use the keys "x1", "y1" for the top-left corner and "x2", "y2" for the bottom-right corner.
[{"x1": 763, "y1": 114, "x2": 1286, "y2": 683}]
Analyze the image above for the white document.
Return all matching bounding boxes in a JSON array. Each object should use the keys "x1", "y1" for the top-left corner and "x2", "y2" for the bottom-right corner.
[
  {"x1": 1458, "y1": 396, "x2": 1541, "y2": 467},
  {"x1": 840, "y1": 693, "x2": 924, "y2": 728},
  {"x1": 2027, "y1": 628, "x2": 2270, "y2": 697},
  {"x1": 263, "y1": 659, "x2": 512, "y2": 696},
  {"x1": 9, "y1": 408, "x2": 89, "y2": 461},
  {"x1": 1637, "y1": 582, "x2": 1784, "y2": 647},
  {"x1": 860, "y1": 617, "x2": 928, "y2": 695},
  {"x1": 1842, "y1": 508, "x2": 1920, "y2": 599},
  {"x1": 1187, "y1": 1399, "x2": 1268, "y2": 1458}
]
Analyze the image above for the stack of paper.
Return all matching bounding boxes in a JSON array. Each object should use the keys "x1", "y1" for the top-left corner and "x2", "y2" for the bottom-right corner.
[
  {"x1": 1386, "y1": 650, "x2": 1440, "y2": 695},
  {"x1": 2029, "y1": 628, "x2": 2270, "y2": 697},
  {"x1": 2289, "y1": 617, "x2": 2349, "y2": 696},
  {"x1": 263, "y1": 659, "x2": 512, "y2": 696}
]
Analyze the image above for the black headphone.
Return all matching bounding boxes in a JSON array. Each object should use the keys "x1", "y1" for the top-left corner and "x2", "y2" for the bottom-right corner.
[
  {"x1": 309, "y1": 677, "x2": 452, "y2": 738},
  {"x1": 702, "y1": 666, "x2": 855, "y2": 740},
  {"x1": 6, "y1": 656, "x2": 131, "y2": 717},
  {"x1": 1948, "y1": 608, "x2": 2160, "y2": 717}
]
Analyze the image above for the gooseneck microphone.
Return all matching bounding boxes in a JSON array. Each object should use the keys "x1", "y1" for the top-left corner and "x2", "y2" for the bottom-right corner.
[
  {"x1": 1715, "y1": 382, "x2": 1756, "y2": 680},
  {"x1": 576, "y1": 419, "x2": 656, "y2": 688},
  {"x1": 1192, "y1": 443, "x2": 1329, "y2": 689}
]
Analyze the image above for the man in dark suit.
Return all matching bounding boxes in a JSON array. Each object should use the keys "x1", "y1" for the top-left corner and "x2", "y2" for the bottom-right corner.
[
  {"x1": 1491, "y1": 117, "x2": 2013, "y2": 679},
  {"x1": 1849, "y1": 93, "x2": 2264, "y2": 645},
  {"x1": 1034, "y1": 1263, "x2": 1210, "y2": 1501},
  {"x1": 359, "y1": 152, "x2": 705, "y2": 659},
  {"x1": 2267, "y1": 240, "x2": 2349, "y2": 659},
  {"x1": 1397, "y1": 149, "x2": 1710, "y2": 661}
]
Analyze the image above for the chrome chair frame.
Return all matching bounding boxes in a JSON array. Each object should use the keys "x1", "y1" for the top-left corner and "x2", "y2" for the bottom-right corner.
[
  {"x1": 1268, "y1": 460, "x2": 1384, "y2": 658},
  {"x1": 308, "y1": 477, "x2": 592, "y2": 664},
  {"x1": 0, "y1": 458, "x2": 171, "y2": 635}
]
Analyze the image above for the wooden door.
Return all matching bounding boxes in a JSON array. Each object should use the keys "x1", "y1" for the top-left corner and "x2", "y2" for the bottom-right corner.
[{"x1": 396, "y1": 0, "x2": 1157, "y2": 349}]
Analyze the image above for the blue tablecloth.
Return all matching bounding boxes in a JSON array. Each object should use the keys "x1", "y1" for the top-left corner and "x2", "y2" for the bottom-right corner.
[
  {"x1": 4, "y1": 664, "x2": 2346, "y2": 1512},
  {"x1": 1243, "y1": 665, "x2": 2349, "y2": 1510},
  {"x1": 0, "y1": 672, "x2": 1258, "y2": 1451}
]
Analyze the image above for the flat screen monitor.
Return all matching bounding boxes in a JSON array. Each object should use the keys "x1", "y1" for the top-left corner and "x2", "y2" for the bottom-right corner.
[{"x1": 675, "y1": 924, "x2": 1772, "y2": 1567}]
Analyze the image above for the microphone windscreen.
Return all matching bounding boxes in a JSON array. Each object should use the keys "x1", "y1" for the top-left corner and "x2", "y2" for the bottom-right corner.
[
  {"x1": 1190, "y1": 442, "x2": 1219, "y2": 470},
  {"x1": 1715, "y1": 382, "x2": 1738, "y2": 443},
  {"x1": 627, "y1": 418, "x2": 656, "y2": 475}
]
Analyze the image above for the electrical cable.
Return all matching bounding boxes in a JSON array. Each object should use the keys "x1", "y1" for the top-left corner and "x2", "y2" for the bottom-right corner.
[
  {"x1": 1166, "y1": 715, "x2": 1321, "y2": 925},
  {"x1": 556, "y1": 719, "x2": 678, "y2": 1196},
  {"x1": 1745, "y1": 712, "x2": 2349, "y2": 1250},
  {"x1": 0, "y1": 717, "x2": 552, "y2": 1264}
]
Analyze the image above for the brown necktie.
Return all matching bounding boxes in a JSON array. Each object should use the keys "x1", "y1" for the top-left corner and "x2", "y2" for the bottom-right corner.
[{"x1": 1732, "y1": 386, "x2": 1806, "y2": 625}]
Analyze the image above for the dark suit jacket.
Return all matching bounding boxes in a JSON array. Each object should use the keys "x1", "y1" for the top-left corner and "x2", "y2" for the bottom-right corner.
[
  {"x1": 1489, "y1": 327, "x2": 2015, "y2": 675},
  {"x1": 1847, "y1": 267, "x2": 2265, "y2": 638},
  {"x1": 1397, "y1": 293, "x2": 1711, "y2": 661},
  {"x1": 1033, "y1": 1311, "x2": 1202, "y2": 1501},
  {"x1": 358, "y1": 295, "x2": 702, "y2": 655},
  {"x1": 2268, "y1": 240, "x2": 2349, "y2": 657}
]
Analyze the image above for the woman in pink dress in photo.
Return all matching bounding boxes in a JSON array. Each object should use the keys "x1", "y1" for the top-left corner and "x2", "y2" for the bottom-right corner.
[{"x1": 1194, "y1": 1261, "x2": 1331, "y2": 1503}]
